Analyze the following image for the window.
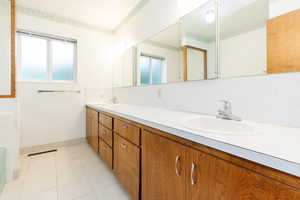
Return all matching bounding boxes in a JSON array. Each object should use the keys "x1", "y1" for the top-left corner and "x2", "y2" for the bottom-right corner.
[
  {"x1": 17, "y1": 31, "x2": 77, "y2": 82},
  {"x1": 140, "y1": 54, "x2": 164, "y2": 85}
]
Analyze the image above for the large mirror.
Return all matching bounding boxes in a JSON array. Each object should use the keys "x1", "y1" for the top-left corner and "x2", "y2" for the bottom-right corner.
[
  {"x1": 0, "y1": 0, "x2": 15, "y2": 98},
  {"x1": 113, "y1": 0, "x2": 217, "y2": 87},
  {"x1": 220, "y1": 0, "x2": 300, "y2": 79},
  {"x1": 113, "y1": 0, "x2": 300, "y2": 88},
  {"x1": 219, "y1": 0, "x2": 269, "y2": 78}
]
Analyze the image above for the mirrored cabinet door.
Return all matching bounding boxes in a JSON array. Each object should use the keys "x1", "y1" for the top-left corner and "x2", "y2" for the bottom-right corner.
[
  {"x1": 0, "y1": 0, "x2": 16, "y2": 98},
  {"x1": 219, "y1": 0, "x2": 269, "y2": 79},
  {"x1": 112, "y1": 0, "x2": 218, "y2": 88}
]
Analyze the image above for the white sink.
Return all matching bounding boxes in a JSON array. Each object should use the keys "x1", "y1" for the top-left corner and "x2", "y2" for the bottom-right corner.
[{"x1": 182, "y1": 116, "x2": 256, "y2": 136}]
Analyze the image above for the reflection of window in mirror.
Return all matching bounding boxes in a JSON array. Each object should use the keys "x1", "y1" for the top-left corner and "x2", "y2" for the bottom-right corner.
[
  {"x1": 183, "y1": 46, "x2": 207, "y2": 81},
  {"x1": 139, "y1": 54, "x2": 166, "y2": 85}
]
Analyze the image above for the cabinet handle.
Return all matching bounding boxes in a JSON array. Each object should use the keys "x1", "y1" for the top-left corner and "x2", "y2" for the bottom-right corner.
[
  {"x1": 121, "y1": 143, "x2": 126, "y2": 149},
  {"x1": 191, "y1": 162, "x2": 196, "y2": 186},
  {"x1": 121, "y1": 125, "x2": 128, "y2": 129},
  {"x1": 175, "y1": 155, "x2": 181, "y2": 176}
]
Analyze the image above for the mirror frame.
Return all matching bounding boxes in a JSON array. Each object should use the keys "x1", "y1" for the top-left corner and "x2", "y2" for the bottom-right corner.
[{"x1": 0, "y1": 0, "x2": 16, "y2": 98}]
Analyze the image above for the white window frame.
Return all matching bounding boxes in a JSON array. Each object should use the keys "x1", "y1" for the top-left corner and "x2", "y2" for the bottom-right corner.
[
  {"x1": 17, "y1": 30, "x2": 78, "y2": 83},
  {"x1": 140, "y1": 53, "x2": 165, "y2": 85}
]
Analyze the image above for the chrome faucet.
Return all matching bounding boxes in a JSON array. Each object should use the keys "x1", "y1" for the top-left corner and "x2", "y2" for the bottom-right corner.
[
  {"x1": 111, "y1": 96, "x2": 119, "y2": 104},
  {"x1": 217, "y1": 100, "x2": 241, "y2": 121}
]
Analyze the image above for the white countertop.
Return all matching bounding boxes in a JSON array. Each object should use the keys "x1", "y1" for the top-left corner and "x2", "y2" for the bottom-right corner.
[{"x1": 87, "y1": 103, "x2": 300, "y2": 177}]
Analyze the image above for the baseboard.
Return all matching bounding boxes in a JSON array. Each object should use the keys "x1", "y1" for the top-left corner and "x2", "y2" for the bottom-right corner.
[{"x1": 20, "y1": 138, "x2": 87, "y2": 155}]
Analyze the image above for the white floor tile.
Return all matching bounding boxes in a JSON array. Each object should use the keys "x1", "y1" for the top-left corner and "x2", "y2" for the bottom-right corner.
[{"x1": 0, "y1": 142, "x2": 130, "y2": 200}]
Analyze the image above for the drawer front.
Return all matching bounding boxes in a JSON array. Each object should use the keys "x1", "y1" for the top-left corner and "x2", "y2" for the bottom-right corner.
[
  {"x1": 114, "y1": 119, "x2": 140, "y2": 146},
  {"x1": 99, "y1": 125, "x2": 113, "y2": 147},
  {"x1": 114, "y1": 134, "x2": 140, "y2": 200},
  {"x1": 99, "y1": 139, "x2": 113, "y2": 169},
  {"x1": 99, "y1": 113, "x2": 113, "y2": 130}
]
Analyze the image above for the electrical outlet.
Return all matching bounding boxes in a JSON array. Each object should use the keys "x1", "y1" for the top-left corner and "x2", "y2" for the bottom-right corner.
[{"x1": 157, "y1": 88, "x2": 162, "y2": 99}]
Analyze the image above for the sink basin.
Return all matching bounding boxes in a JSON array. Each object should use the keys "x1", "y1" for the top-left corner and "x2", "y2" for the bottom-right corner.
[{"x1": 182, "y1": 116, "x2": 255, "y2": 136}]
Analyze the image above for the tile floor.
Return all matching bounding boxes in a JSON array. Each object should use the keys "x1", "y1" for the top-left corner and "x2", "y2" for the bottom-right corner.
[{"x1": 0, "y1": 143, "x2": 130, "y2": 200}]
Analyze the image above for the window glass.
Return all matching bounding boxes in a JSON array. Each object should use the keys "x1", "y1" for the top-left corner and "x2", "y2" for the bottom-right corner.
[
  {"x1": 20, "y1": 35, "x2": 48, "y2": 81},
  {"x1": 52, "y1": 40, "x2": 75, "y2": 81},
  {"x1": 140, "y1": 56, "x2": 150, "y2": 84},
  {"x1": 152, "y1": 58, "x2": 162, "y2": 84},
  {"x1": 18, "y1": 32, "x2": 76, "y2": 82}
]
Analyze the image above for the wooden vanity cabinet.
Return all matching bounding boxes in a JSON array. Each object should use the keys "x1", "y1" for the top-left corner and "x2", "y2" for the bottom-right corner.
[
  {"x1": 143, "y1": 130, "x2": 300, "y2": 200},
  {"x1": 86, "y1": 108, "x2": 99, "y2": 153},
  {"x1": 114, "y1": 134, "x2": 140, "y2": 200},
  {"x1": 98, "y1": 113, "x2": 114, "y2": 169},
  {"x1": 99, "y1": 139, "x2": 113, "y2": 169},
  {"x1": 142, "y1": 130, "x2": 187, "y2": 200},
  {"x1": 86, "y1": 106, "x2": 300, "y2": 200}
]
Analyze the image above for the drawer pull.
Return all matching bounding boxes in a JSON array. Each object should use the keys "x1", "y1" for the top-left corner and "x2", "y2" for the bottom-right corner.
[
  {"x1": 175, "y1": 155, "x2": 181, "y2": 176},
  {"x1": 121, "y1": 125, "x2": 128, "y2": 129},
  {"x1": 121, "y1": 143, "x2": 126, "y2": 149},
  {"x1": 191, "y1": 162, "x2": 196, "y2": 185}
]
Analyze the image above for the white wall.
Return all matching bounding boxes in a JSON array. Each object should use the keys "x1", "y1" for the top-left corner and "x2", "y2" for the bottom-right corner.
[
  {"x1": 220, "y1": 27, "x2": 266, "y2": 78},
  {"x1": 269, "y1": 0, "x2": 300, "y2": 18},
  {"x1": 0, "y1": 99, "x2": 19, "y2": 181},
  {"x1": 113, "y1": 0, "x2": 300, "y2": 128},
  {"x1": 17, "y1": 13, "x2": 114, "y2": 148},
  {"x1": 113, "y1": 48, "x2": 134, "y2": 88}
]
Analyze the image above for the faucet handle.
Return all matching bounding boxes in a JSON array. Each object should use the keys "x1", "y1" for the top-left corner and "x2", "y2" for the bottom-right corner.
[
  {"x1": 219, "y1": 100, "x2": 231, "y2": 107},
  {"x1": 219, "y1": 100, "x2": 232, "y2": 112}
]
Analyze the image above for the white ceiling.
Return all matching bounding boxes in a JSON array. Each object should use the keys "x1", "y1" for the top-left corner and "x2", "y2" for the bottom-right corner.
[
  {"x1": 148, "y1": 23, "x2": 181, "y2": 48},
  {"x1": 17, "y1": 0, "x2": 144, "y2": 31}
]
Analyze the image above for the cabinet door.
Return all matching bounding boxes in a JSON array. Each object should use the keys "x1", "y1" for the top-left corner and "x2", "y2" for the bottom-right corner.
[
  {"x1": 90, "y1": 110, "x2": 99, "y2": 153},
  {"x1": 186, "y1": 149, "x2": 212, "y2": 200},
  {"x1": 206, "y1": 154, "x2": 300, "y2": 200},
  {"x1": 114, "y1": 134, "x2": 140, "y2": 200},
  {"x1": 142, "y1": 130, "x2": 187, "y2": 200},
  {"x1": 86, "y1": 108, "x2": 92, "y2": 144}
]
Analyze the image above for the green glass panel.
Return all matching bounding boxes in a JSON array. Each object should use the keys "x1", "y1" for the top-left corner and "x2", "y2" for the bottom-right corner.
[
  {"x1": 140, "y1": 56, "x2": 150, "y2": 84},
  {"x1": 52, "y1": 40, "x2": 75, "y2": 81},
  {"x1": 20, "y1": 35, "x2": 47, "y2": 81},
  {"x1": 151, "y1": 58, "x2": 162, "y2": 84}
]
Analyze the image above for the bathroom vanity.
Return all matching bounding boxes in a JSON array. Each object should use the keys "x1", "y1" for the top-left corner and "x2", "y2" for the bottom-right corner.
[{"x1": 86, "y1": 104, "x2": 300, "y2": 200}]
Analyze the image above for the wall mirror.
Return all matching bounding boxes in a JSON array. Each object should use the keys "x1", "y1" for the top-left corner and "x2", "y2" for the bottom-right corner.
[
  {"x1": 219, "y1": 0, "x2": 269, "y2": 79},
  {"x1": 0, "y1": 0, "x2": 16, "y2": 98},
  {"x1": 219, "y1": 0, "x2": 300, "y2": 79},
  {"x1": 113, "y1": 0, "x2": 300, "y2": 88},
  {"x1": 112, "y1": 0, "x2": 217, "y2": 87}
]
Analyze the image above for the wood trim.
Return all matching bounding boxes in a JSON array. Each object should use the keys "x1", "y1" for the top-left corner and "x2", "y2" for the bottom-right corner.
[
  {"x1": 87, "y1": 105, "x2": 300, "y2": 190},
  {"x1": 0, "y1": 0, "x2": 16, "y2": 98},
  {"x1": 183, "y1": 45, "x2": 208, "y2": 81}
]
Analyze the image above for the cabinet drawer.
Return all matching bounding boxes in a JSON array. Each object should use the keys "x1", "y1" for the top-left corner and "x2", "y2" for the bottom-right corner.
[
  {"x1": 99, "y1": 113, "x2": 113, "y2": 130},
  {"x1": 114, "y1": 119, "x2": 140, "y2": 146},
  {"x1": 99, "y1": 125, "x2": 113, "y2": 147},
  {"x1": 99, "y1": 139, "x2": 113, "y2": 169},
  {"x1": 114, "y1": 134, "x2": 140, "y2": 200}
]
